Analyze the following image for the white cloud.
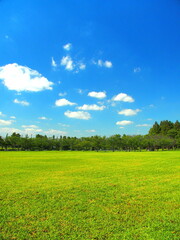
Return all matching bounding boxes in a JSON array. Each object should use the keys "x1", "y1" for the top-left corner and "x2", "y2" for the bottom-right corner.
[
  {"x1": 85, "y1": 129, "x2": 96, "y2": 133},
  {"x1": 44, "y1": 129, "x2": 67, "y2": 136},
  {"x1": 134, "y1": 67, "x2": 141, "y2": 73},
  {"x1": 51, "y1": 57, "x2": 57, "y2": 67},
  {"x1": 0, "y1": 119, "x2": 12, "y2": 126},
  {"x1": 38, "y1": 116, "x2": 48, "y2": 120},
  {"x1": 88, "y1": 91, "x2": 106, "y2": 99},
  {"x1": 95, "y1": 59, "x2": 113, "y2": 68},
  {"x1": 147, "y1": 118, "x2": 153, "y2": 121},
  {"x1": 14, "y1": 99, "x2": 30, "y2": 106},
  {"x1": 64, "y1": 110, "x2": 91, "y2": 120},
  {"x1": 63, "y1": 43, "x2": 72, "y2": 51},
  {"x1": 60, "y1": 56, "x2": 74, "y2": 71},
  {"x1": 0, "y1": 63, "x2": 53, "y2": 92},
  {"x1": 77, "y1": 104, "x2": 105, "y2": 111},
  {"x1": 0, "y1": 127, "x2": 23, "y2": 136},
  {"x1": 10, "y1": 116, "x2": 16, "y2": 119},
  {"x1": 24, "y1": 128, "x2": 43, "y2": 133},
  {"x1": 116, "y1": 120, "x2": 133, "y2": 126},
  {"x1": 136, "y1": 124, "x2": 151, "y2": 127},
  {"x1": 55, "y1": 98, "x2": 76, "y2": 107},
  {"x1": 118, "y1": 109, "x2": 141, "y2": 116},
  {"x1": 104, "y1": 61, "x2": 112, "y2": 68},
  {"x1": 59, "y1": 92, "x2": 67, "y2": 97},
  {"x1": 22, "y1": 125, "x2": 38, "y2": 128},
  {"x1": 79, "y1": 63, "x2": 86, "y2": 70},
  {"x1": 113, "y1": 93, "x2": 134, "y2": 102},
  {"x1": 0, "y1": 112, "x2": 5, "y2": 117},
  {"x1": 119, "y1": 127, "x2": 124, "y2": 129}
]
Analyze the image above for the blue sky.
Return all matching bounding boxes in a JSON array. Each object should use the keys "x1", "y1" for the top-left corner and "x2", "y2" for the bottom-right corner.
[{"x1": 0, "y1": 0, "x2": 179, "y2": 137}]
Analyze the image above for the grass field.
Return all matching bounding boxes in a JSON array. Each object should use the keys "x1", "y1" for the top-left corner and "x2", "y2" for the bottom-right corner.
[{"x1": 0, "y1": 151, "x2": 179, "y2": 239}]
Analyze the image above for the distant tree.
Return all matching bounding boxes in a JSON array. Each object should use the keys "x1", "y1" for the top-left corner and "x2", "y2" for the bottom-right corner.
[
  {"x1": 149, "y1": 121, "x2": 161, "y2": 135},
  {"x1": 159, "y1": 120, "x2": 174, "y2": 135}
]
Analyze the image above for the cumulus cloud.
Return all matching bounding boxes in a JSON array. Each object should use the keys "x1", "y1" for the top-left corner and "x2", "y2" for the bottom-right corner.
[
  {"x1": 116, "y1": 120, "x2": 133, "y2": 126},
  {"x1": 51, "y1": 57, "x2": 57, "y2": 67},
  {"x1": 113, "y1": 93, "x2": 134, "y2": 102},
  {"x1": 95, "y1": 59, "x2": 112, "y2": 68},
  {"x1": 77, "y1": 104, "x2": 105, "y2": 111},
  {"x1": 136, "y1": 124, "x2": 151, "y2": 127},
  {"x1": 64, "y1": 110, "x2": 91, "y2": 120},
  {"x1": 55, "y1": 98, "x2": 76, "y2": 107},
  {"x1": 77, "y1": 104, "x2": 106, "y2": 111},
  {"x1": 88, "y1": 91, "x2": 106, "y2": 99},
  {"x1": 63, "y1": 43, "x2": 72, "y2": 51},
  {"x1": 0, "y1": 63, "x2": 53, "y2": 92},
  {"x1": 10, "y1": 116, "x2": 16, "y2": 119},
  {"x1": 0, "y1": 119, "x2": 12, "y2": 126},
  {"x1": 13, "y1": 99, "x2": 30, "y2": 106},
  {"x1": 61, "y1": 56, "x2": 74, "y2": 71},
  {"x1": 118, "y1": 109, "x2": 141, "y2": 116}
]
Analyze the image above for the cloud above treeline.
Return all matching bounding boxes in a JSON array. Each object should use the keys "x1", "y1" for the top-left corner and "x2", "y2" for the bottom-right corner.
[
  {"x1": 118, "y1": 109, "x2": 141, "y2": 116},
  {"x1": 116, "y1": 120, "x2": 133, "y2": 126},
  {"x1": 113, "y1": 93, "x2": 134, "y2": 102},
  {"x1": 55, "y1": 98, "x2": 76, "y2": 107},
  {"x1": 77, "y1": 104, "x2": 105, "y2": 111},
  {"x1": 88, "y1": 91, "x2": 106, "y2": 99},
  {"x1": 0, "y1": 63, "x2": 53, "y2": 92},
  {"x1": 64, "y1": 110, "x2": 91, "y2": 120}
]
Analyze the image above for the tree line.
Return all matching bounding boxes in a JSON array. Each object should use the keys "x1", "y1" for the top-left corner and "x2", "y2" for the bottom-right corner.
[{"x1": 0, "y1": 120, "x2": 180, "y2": 151}]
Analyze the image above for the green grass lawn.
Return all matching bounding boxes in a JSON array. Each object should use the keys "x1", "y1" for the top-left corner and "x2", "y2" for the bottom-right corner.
[{"x1": 0, "y1": 151, "x2": 179, "y2": 239}]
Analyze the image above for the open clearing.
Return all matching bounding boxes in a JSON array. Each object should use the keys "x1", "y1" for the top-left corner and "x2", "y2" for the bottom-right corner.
[{"x1": 0, "y1": 151, "x2": 179, "y2": 239}]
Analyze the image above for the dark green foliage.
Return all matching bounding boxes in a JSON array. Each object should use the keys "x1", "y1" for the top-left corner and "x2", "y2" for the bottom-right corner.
[{"x1": 0, "y1": 120, "x2": 180, "y2": 151}]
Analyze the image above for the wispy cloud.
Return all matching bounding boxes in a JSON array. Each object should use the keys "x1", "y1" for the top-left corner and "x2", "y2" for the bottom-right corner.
[
  {"x1": 93, "y1": 59, "x2": 113, "y2": 68},
  {"x1": 13, "y1": 99, "x2": 30, "y2": 106},
  {"x1": 0, "y1": 119, "x2": 12, "y2": 126},
  {"x1": 38, "y1": 116, "x2": 48, "y2": 120},
  {"x1": 64, "y1": 110, "x2": 91, "y2": 120},
  {"x1": 136, "y1": 124, "x2": 151, "y2": 127},
  {"x1": 63, "y1": 43, "x2": 72, "y2": 51},
  {"x1": 55, "y1": 98, "x2": 76, "y2": 107},
  {"x1": 116, "y1": 120, "x2": 133, "y2": 126},
  {"x1": 118, "y1": 109, "x2": 141, "y2": 116},
  {"x1": 133, "y1": 67, "x2": 141, "y2": 73},
  {"x1": 77, "y1": 104, "x2": 105, "y2": 111},
  {"x1": 88, "y1": 91, "x2": 106, "y2": 99},
  {"x1": 113, "y1": 93, "x2": 134, "y2": 102},
  {"x1": 85, "y1": 129, "x2": 96, "y2": 133},
  {"x1": 59, "y1": 92, "x2": 67, "y2": 97},
  {"x1": 0, "y1": 112, "x2": 5, "y2": 117},
  {"x1": 44, "y1": 129, "x2": 67, "y2": 136},
  {"x1": 22, "y1": 125, "x2": 39, "y2": 128},
  {"x1": 0, "y1": 63, "x2": 53, "y2": 92},
  {"x1": 61, "y1": 56, "x2": 74, "y2": 71},
  {"x1": 51, "y1": 57, "x2": 57, "y2": 67}
]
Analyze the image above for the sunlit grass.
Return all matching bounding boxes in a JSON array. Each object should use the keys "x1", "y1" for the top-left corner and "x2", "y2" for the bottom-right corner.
[{"x1": 0, "y1": 151, "x2": 179, "y2": 239}]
